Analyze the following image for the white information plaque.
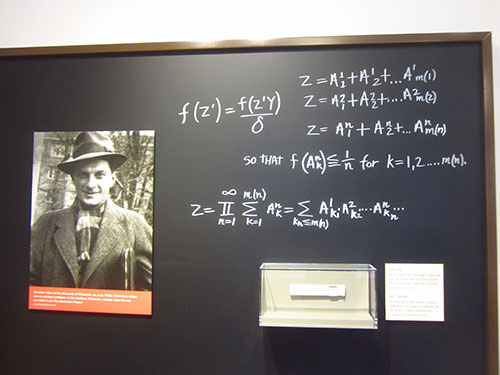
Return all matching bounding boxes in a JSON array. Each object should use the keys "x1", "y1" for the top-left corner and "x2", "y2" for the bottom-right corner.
[{"x1": 385, "y1": 263, "x2": 444, "y2": 322}]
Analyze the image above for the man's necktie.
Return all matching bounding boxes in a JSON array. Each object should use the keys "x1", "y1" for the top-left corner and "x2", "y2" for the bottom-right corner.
[{"x1": 75, "y1": 208, "x2": 102, "y2": 263}]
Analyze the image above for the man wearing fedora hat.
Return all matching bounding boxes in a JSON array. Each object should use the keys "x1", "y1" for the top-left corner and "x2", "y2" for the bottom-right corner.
[{"x1": 30, "y1": 132, "x2": 153, "y2": 291}]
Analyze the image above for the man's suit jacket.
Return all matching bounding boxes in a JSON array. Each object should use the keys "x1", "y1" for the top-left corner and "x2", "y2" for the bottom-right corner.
[{"x1": 30, "y1": 200, "x2": 152, "y2": 290}]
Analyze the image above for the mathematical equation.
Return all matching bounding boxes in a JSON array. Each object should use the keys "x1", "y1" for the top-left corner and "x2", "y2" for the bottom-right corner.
[
  {"x1": 243, "y1": 151, "x2": 467, "y2": 174},
  {"x1": 307, "y1": 119, "x2": 446, "y2": 138},
  {"x1": 190, "y1": 188, "x2": 405, "y2": 231},
  {"x1": 300, "y1": 65, "x2": 439, "y2": 111},
  {"x1": 178, "y1": 91, "x2": 281, "y2": 133},
  {"x1": 299, "y1": 64, "x2": 437, "y2": 89},
  {"x1": 303, "y1": 88, "x2": 437, "y2": 110}
]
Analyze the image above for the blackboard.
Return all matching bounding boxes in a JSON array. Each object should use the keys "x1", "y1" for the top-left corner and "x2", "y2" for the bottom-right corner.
[{"x1": 0, "y1": 32, "x2": 496, "y2": 375}]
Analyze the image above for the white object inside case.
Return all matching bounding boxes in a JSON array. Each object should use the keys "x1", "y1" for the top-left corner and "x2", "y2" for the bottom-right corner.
[
  {"x1": 289, "y1": 283, "x2": 346, "y2": 298},
  {"x1": 260, "y1": 263, "x2": 377, "y2": 329}
]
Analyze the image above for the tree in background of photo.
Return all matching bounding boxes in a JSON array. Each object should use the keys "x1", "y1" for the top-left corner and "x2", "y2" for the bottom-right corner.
[{"x1": 112, "y1": 131, "x2": 155, "y2": 225}]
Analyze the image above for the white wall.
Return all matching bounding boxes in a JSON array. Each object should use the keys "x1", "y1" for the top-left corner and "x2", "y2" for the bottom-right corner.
[
  {"x1": 1, "y1": 0, "x2": 500, "y2": 366},
  {"x1": 0, "y1": 0, "x2": 498, "y2": 46}
]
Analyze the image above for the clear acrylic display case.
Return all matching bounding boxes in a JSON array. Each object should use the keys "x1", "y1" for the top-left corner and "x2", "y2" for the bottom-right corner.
[{"x1": 259, "y1": 263, "x2": 378, "y2": 329}]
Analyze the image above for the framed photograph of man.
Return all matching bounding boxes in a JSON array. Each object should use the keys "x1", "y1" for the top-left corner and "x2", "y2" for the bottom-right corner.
[{"x1": 29, "y1": 130, "x2": 155, "y2": 315}]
